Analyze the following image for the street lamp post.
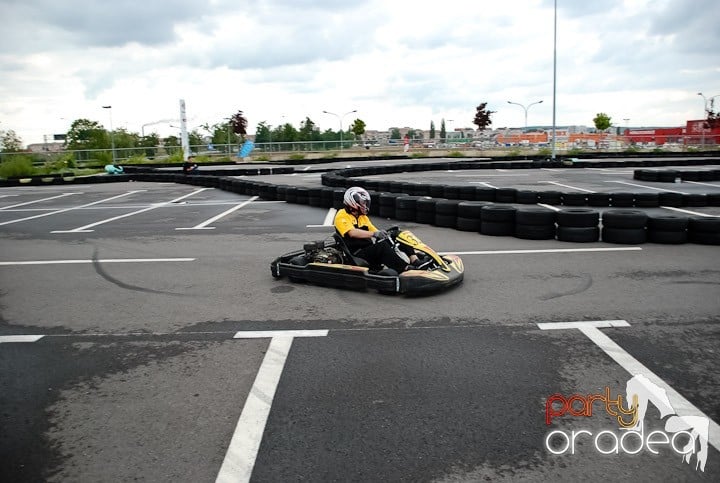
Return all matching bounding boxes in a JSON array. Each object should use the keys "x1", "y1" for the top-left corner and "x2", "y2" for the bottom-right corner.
[
  {"x1": 507, "y1": 100, "x2": 543, "y2": 132},
  {"x1": 551, "y1": 0, "x2": 557, "y2": 161},
  {"x1": 102, "y1": 105, "x2": 116, "y2": 163},
  {"x1": 323, "y1": 109, "x2": 357, "y2": 151}
]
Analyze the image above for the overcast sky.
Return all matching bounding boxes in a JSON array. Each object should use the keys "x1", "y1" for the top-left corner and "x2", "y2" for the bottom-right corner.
[{"x1": 1, "y1": 0, "x2": 719, "y2": 145}]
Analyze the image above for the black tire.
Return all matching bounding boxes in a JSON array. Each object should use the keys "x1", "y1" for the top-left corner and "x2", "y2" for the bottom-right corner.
[
  {"x1": 480, "y1": 220, "x2": 515, "y2": 236},
  {"x1": 557, "y1": 226, "x2": 600, "y2": 242},
  {"x1": 634, "y1": 192, "x2": 659, "y2": 207},
  {"x1": 395, "y1": 208, "x2": 416, "y2": 221},
  {"x1": 688, "y1": 231, "x2": 720, "y2": 245},
  {"x1": 557, "y1": 208, "x2": 600, "y2": 228},
  {"x1": 658, "y1": 192, "x2": 683, "y2": 207},
  {"x1": 609, "y1": 192, "x2": 634, "y2": 207},
  {"x1": 587, "y1": 193, "x2": 611, "y2": 207},
  {"x1": 682, "y1": 194, "x2": 707, "y2": 207},
  {"x1": 481, "y1": 205, "x2": 517, "y2": 222},
  {"x1": 435, "y1": 214, "x2": 457, "y2": 228},
  {"x1": 688, "y1": 217, "x2": 720, "y2": 233},
  {"x1": 646, "y1": 215, "x2": 689, "y2": 231},
  {"x1": 496, "y1": 188, "x2": 517, "y2": 203},
  {"x1": 602, "y1": 227, "x2": 647, "y2": 244},
  {"x1": 378, "y1": 206, "x2": 395, "y2": 218},
  {"x1": 396, "y1": 196, "x2": 421, "y2": 210},
  {"x1": 515, "y1": 207, "x2": 557, "y2": 225},
  {"x1": 515, "y1": 223, "x2": 556, "y2": 240},
  {"x1": 416, "y1": 197, "x2": 438, "y2": 213},
  {"x1": 538, "y1": 191, "x2": 562, "y2": 205},
  {"x1": 561, "y1": 192, "x2": 587, "y2": 206},
  {"x1": 516, "y1": 190, "x2": 539, "y2": 204},
  {"x1": 475, "y1": 187, "x2": 497, "y2": 202},
  {"x1": 435, "y1": 199, "x2": 461, "y2": 215},
  {"x1": 658, "y1": 170, "x2": 678, "y2": 183},
  {"x1": 647, "y1": 230, "x2": 688, "y2": 244},
  {"x1": 415, "y1": 210, "x2": 435, "y2": 224},
  {"x1": 456, "y1": 217, "x2": 481, "y2": 231},
  {"x1": 457, "y1": 201, "x2": 491, "y2": 218},
  {"x1": 602, "y1": 210, "x2": 648, "y2": 229}
]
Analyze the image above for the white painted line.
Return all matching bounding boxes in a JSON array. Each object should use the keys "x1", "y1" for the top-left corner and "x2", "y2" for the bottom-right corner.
[
  {"x1": 0, "y1": 258, "x2": 195, "y2": 266},
  {"x1": 0, "y1": 192, "x2": 80, "y2": 210},
  {"x1": 306, "y1": 208, "x2": 337, "y2": 228},
  {"x1": 538, "y1": 321, "x2": 720, "y2": 453},
  {"x1": 176, "y1": 196, "x2": 258, "y2": 230},
  {"x1": 540, "y1": 168, "x2": 566, "y2": 172},
  {"x1": 605, "y1": 180, "x2": 688, "y2": 194},
  {"x1": 685, "y1": 181, "x2": 720, "y2": 188},
  {"x1": 234, "y1": 330, "x2": 329, "y2": 339},
  {"x1": 442, "y1": 247, "x2": 642, "y2": 256},
  {"x1": 661, "y1": 206, "x2": 718, "y2": 217},
  {"x1": 537, "y1": 203, "x2": 561, "y2": 212},
  {"x1": 0, "y1": 335, "x2": 45, "y2": 343},
  {"x1": 537, "y1": 320, "x2": 630, "y2": 330},
  {"x1": 218, "y1": 329, "x2": 328, "y2": 483},
  {"x1": 0, "y1": 190, "x2": 144, "y2": 227},
  {"x1": 302, "y1": 166, "x2": 312, "y2": 171},
  {"x1": 52, "y1": 189, "x2": 210, "y2": 233},
  {"x1": 0, "y1": 195, "x2": 20, "y2": 199},
  {"x1": 472, "y1": 182, "x2": 498, "y2": 188},
  {"x1": 542, "y1": 181, "x2": 595, "y2": 193},
  {"x1": 460, "y1": 174, "x2": 529, "y2": 177}
]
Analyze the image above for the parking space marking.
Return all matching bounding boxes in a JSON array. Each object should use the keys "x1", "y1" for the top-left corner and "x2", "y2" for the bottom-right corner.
[
  {"x1": 443, "y1": 247, "x2": 642, "y2": 255},
  {"x1": 307, "y1": 208, "x2": 337, "y2": 228},
  {"x1": 541, "y1": 181, "x2": 595, "y2": 193},
  {"x1": 661, "y1": 206, "x2": 718, "y2": 217},
  {"x1": 218, "y1": 329, "x2": 328, "y2": 483},
  {"x1": 52, "y1": 189, "x2": 210, "y2": 233},
  {"x1": 0, "y1": 258, "x2": 195, "y2": 266},
  {"x1": 0, "y1": 190, "x2": 145, "y2": 227},
  {"x1": 605, "y1": 180, "x2": 688, "y2": 194},
  {"x1": 0, "y1": 192, "x2": 80, "y2": 210},
  {"x1": 537, "y1": 320, "x2": 720, "y2": 452},
  {"x1": 0, "y1": 335, "x2": 45, "y2": 343},
  {"x1": 176, "y1": 196, "x2": 258, "y2": 230}
]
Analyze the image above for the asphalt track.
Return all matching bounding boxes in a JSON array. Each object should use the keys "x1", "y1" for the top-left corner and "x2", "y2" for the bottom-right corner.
[{"x1": 1, "y1": 157, "x2": 719, "y2": 482}]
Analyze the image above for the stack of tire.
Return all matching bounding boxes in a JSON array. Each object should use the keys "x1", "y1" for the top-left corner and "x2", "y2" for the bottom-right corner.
[
  {"x1": 434, "y1": 200, "x2": 462, "y2": 228},
  {"x1": 415, "y1": 197, "x2": 437, "y2": 225},
  {"x1": 456, "y1": 201, "x2": 491, "y2": 231},
  {"x1": 556, "y1": 208, "x2": 600, "y2": 242},
  {"x1": 688, "y1": 218, "x2": 720, "y2": 245},
  {"x1": 395, "y1": 196, "x2": 422, "y2": 222},
  {"x1": 515, "y1": 207, "x2": 557, "y2": 240},
  {"x1": 601, "y1": 210, "x2": 647, "y2": 244},
  {"x1": 646, "y1": 214, "x2": 688, "y2": 244},
  {"x1": 480, "y1": 206, "x2": 516, "y2": 236}
]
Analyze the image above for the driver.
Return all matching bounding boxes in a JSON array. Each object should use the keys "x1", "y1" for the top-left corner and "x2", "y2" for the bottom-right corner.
[{"x1": 334, "y1": 186, "x2": 419, "y2": 273}]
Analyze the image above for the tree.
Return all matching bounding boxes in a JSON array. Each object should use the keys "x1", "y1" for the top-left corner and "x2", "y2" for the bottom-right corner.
[
  {"x1": 430, "y1": 120, "x2": 436, "y2": 140},
  {"x1": 255, "y1": 122, "x2": 271, "y2": 144},
  {"x1": 66, "y1": 119, "x2": 107, "y2": 150},
  {"x1": 473, "y1": 103, "x2": 495, "y2": 131},
  {"x1": 0, "y1": 129, "x2": 23, "y2": 152},
  {"x1": 705, "y1": 100, "x2": 719, "y2": 129},
  {"x1": 229, "y1": 110, "x2": 248, "y2": 140},
  {"x1": 350, "y1": 119, "x2": 366, "y2": 140},
  {"x1": 593, "y1": 112, "x2": 612, "y2": 131},
  {"x1": 299, "y1": 117, "x2": 320, "y2": 142},
  {"x1": 390, "y1": 128, "x2": 401, "y2": 140},
  {"x1": 440, "y1": 119, "x2": 447, "y2": 143}
]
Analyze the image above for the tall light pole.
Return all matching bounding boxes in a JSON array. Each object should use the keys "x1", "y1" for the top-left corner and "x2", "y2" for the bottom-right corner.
[
  {"x1": 551, "y1": 0, "x2": 557, "y2": 161},
  {"x1": 507, "y1": 100, "x2": 544, "y2": 132},
  {"x1": 102, "y1": 105, "x2": 116, "y2": 163},
  {"x1": 323, "y1": 109, "x2": 357, "y2": 151}
]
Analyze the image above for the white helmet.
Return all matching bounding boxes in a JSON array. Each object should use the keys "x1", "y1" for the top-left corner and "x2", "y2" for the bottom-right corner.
[{"x1": 343, "y1": 186, "x2": 371, "y2": 215}]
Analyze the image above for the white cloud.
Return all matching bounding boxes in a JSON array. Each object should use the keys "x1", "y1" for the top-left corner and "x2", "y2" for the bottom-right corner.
[{"x1": 0, "y1": 0, "x2": 718, "y2": 145}]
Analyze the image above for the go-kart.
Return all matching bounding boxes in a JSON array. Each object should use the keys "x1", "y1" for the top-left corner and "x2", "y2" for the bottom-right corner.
[{"x1": 270, "y1": 227, "x2": 464, "y2": 295}]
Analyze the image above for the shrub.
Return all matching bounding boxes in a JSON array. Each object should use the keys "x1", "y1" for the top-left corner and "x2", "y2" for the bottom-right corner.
[
  {"x1": 0, "y1": 156, "x2": 35, "y2": 178},
  {"x1": 254, "y1": 155, "x2": 271, "y2": 161},
  {"x1": 289, "y1": 153, "x2": 306, "y2": 161},
  {"x1": 538, "y1": 147, "x2": 552, "y2": 156},
  {"x1": 448, "y1": 150, "x2": 463, "y2": 157},
  {"x1": 410, "y1": 152, "x2": 428, "y2": 158},
  {"x1": 567, "y1": 147, "x2": 584, "y2": 155}
]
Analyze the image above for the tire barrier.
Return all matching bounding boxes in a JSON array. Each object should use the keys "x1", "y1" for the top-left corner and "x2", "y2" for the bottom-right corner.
[
  {"x1": 480, "y1": 205, "x2": 517, "y2": 236},
  {"x1": 515, "y1": 207, "x2": 557, "y2": 240},
  {"x1": 7, "y1": 158, "x2": 719, "y2": 247},
  {"x1": 601, "y1": 209, "x2": 648, "y2": 244}
]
